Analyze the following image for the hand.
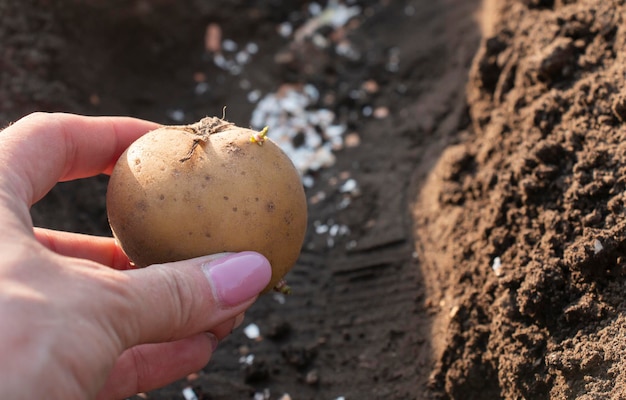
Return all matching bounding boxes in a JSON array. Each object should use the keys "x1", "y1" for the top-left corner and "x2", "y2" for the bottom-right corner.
[{"x1": 0, "y1": 113, "x2": 272, "y2": 400}]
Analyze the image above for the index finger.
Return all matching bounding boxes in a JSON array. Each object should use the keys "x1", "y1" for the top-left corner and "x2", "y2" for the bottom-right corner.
[
  {"x1": 34, "y1": 227, "x2": 134, "y2": 270},
  {"x1": 0, "y1": 112, "x2": 160, "y2": 206}
]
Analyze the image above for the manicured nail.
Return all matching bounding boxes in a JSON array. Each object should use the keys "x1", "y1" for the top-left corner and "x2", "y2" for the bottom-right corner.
[
  {"x1": 203, "y1": 251, "x2": 271, "y2": 307},
  {"x1": 206, "y1": 332, "x2": 219, "y2": 351}
]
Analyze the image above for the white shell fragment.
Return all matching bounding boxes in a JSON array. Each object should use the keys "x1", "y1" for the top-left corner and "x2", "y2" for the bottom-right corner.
[
  {"x1": 194, "y1": 82, "x2": 209, "y2": 95},
  {"x1": 278, "y1": 22, "x2": 293, "y2": 38},
  {"x1": 315, "y1": 223, "x2": 329, "y2": 234},
  {"x1": 250, "y1": 85, "x2": 348, "y2": 176},
  {"x1": 593, "y1": 239, "x2": 604, "y2": 254},
  {"x1": 210, "y1": 39, "x2": 259, "y2": 75},
  {"x1": 182, "y1": 387, "x2": 199, "y2": 400},
  {"x1": 492, "y1": 257, "x2": 502, "y2": 276},
  {"x1": 314, "y1": 219, "x2": 351, "y2": 249},
  {"x1": 273, "y1": 292, "x2": 287, "y2": 304},
  {"x1": 243, "y1": 323, "x2": 261, "y2": 340},
  {"x1": 295, "y1": 0, "x2": 361, "y2": 42},
  {"x1": 239, "y1": 354, "x2": 255, "y2": 365},
  {"x1": 222, "y1": 39, "x2": 237, "y2": 52},
  {"x1": 247, "y1": 89, "x2": 262, "y2": 103},
  {"x1": 339, "y1": 179, "x2": 358, "y2": 194},
  {"x1": 253, "y1": 388, "x2": 271, "y2": 400},
  {"x1": 246, "y1": 42, "x2": 259, "y2": 54},
  {"x1": 167, "y1": 109, "x2": 185, "y2": 122},
  {"x1": 308, "y1": 2, "x2": 322, "y2": 15}
]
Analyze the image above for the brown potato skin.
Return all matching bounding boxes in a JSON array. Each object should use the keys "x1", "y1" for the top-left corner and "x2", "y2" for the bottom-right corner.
[{"x1": 106, "y1": 121, "x2": 307, "y2": 293}]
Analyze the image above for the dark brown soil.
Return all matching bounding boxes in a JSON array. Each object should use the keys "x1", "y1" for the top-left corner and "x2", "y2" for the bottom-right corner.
[
  {"x1": 3, "y1": 0, "x2": 626, "y2": 399},
  {"x1": 416, "y1": 0, "x2": 626, "y2": 399}
]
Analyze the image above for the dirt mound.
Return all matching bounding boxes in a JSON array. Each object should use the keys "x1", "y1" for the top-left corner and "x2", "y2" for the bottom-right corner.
[{"x1": 415, "y1": 0, "x2": 626, "y2": 398}]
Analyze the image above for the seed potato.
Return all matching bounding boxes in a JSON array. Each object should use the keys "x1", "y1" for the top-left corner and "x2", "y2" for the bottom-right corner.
[{"x1": 106, "y1": 117, "x2": 308, "y2": 293}]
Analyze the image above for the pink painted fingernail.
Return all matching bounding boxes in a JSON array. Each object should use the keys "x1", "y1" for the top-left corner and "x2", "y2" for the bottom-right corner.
[{"x1": 203, "y1": 252, "x2": 271, "y2": 307}]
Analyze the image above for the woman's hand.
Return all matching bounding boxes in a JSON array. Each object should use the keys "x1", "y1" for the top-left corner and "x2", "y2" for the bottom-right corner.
[{"x1": 0, "y1": 112, "x2": 271, "y2": 400}]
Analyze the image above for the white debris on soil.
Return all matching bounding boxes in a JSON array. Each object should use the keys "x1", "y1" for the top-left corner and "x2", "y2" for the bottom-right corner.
[
  {"x1": 181, "y1": 387, "x2": 199, "y2": 400},
  {"x1": 195, "y1": 3, "x2": 384, "y2": 185},
  {"x1": 203, "y1": 23, "x2": 259, "y2": 77},
  {"x1": 247, "y1": 89, "x2": 262, "y2": 103},
  {"x1": 222, "y1": 38, "x2": 238, "y2": 52},
  {"x1": 250, "y1": 84, "x2": 345, "y2": 177},
  {"x1": 239, "y1": 353, "x2": 255, "y2": 365},
  {"x1": 594, "y1": 239, "x2": 604, "y2": 254},
  {"x1": 246, "y1": 0, "x2": 380, "y2": 185},
  {"x1": 273, "y1": 291, "x2": 287, "y2": 304},
  {"x1": 339, "y1": 178, "x2": 358, "y2": 194},
  {"x1": 194, "y1": 81, "x2": 209, "y2": 95},
  {"x1": 313, "y1": 219, "x2": 351, "y2": 249},
  {"x1": 243, "y1": 323, "x2": 261, "y2": 339},
  {"x1": 278, "y1": 22, "x2": 293, "y2": 38},
  {"x1": 492, "y1": 256, "x2": 502, "y2": 276},
  {"x1": 293, "y1": 0, "x2": 361, "y2": 43},
  {"x1": 167, "y1": 109, "x2": 185, "y2": 122},
  {"x1": 253, "y1": 388, "x2": 271, "y2": 400}
]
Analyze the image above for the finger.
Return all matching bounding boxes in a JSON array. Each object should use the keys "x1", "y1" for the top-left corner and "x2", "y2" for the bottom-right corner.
[
  {"x1": 0, "y1": 112, "x2": 160, "y2": 206},
  {"x1": 115, "y1": 252, "x2": 271, "y2": 347},
  {"x1": 34, "y1": 228, "x2": 133, "y2": 270},
  {"x1": 102, "y1": 312, "x2": 245, "y2": 400},
  {"x1": 97, "y1": 333, "x2": 215, "y2": 400},
  {"x1": 211, "y1": 313, "x2": 246, "y2": 340}
]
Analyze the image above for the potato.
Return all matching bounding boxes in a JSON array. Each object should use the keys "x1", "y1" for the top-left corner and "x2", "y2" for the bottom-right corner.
[{"x1": 106, "y1": 116, "x2": 307, "y2": 293}]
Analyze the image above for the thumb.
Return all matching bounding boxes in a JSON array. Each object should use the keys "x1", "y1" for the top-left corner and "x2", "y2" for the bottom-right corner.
[{"x1": 116, "y1": 251, "x2": 271, "y2": 347}]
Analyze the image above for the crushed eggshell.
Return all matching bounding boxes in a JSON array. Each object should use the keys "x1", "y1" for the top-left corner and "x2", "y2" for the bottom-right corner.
[
  {"x1": 273, "y1": 292, "x2": 287, "y2": 304},
  {"x1": 294, "y1": 0, "x2": 361, "y2": 42},
  {"x1": 250, "y1": 85, "x2": 344, "y2": 175},
  {"x1": 222, "y1": 38, "x2": 237, "y2": 52},
  {"x1": 339, "y1": 179, "x2": 358, "y2": 194},
  {"x1": 594, "y1": 239, "x2": 604, "y2": 254},
  {"x1": 239, "y1": 354, "x2": 255, "y2": 365},
  {"x1": 492, "y1": 256, "x2": 501, "y2": 270},
  {"x1": 253, "y1": 388, "x2": 271, "y2": 400},
  {"x1": 182, "y1": 387, "x2": 199, "y2": 400},
  {"x1": 167, "y1": 109, "x2": 185, "y2": 122},
  {"x1": 244, "y1": 323, "x2": 261, "y2": 340}
]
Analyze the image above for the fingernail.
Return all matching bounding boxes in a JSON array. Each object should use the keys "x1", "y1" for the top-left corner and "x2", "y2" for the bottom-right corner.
[
  {"x1": 206, "y1": 332, "x2": 219, "y2": 351},
  {"x1": 203, "y1": 251, "x2": 271, "y2": 307}
]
